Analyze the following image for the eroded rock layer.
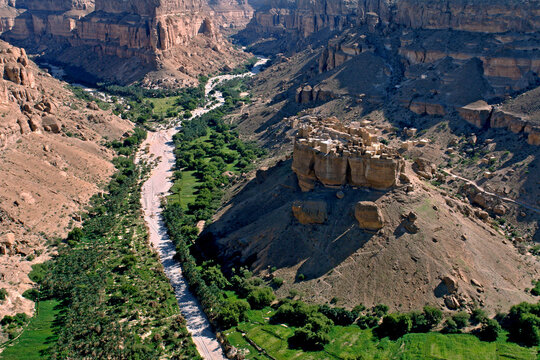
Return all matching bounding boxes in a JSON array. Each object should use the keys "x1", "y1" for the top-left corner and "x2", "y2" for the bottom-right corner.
[
  {"x1": 241, "y1": 0, "x2": 540, "y2": 112},
  {"x1": 0, "y1": 0, "x2": 253, "y2": 86}
]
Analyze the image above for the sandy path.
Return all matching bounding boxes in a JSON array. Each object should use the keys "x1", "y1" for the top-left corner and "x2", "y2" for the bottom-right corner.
[
  {"x1": 443, "y1": 169, "x2": 540, "y2": 215},
  {"x1": 139, "y1": 57, "x2": 268, "y2": 359},
  {"x1": 141, "y1": 126, "x2": 227, "y2": 360}
]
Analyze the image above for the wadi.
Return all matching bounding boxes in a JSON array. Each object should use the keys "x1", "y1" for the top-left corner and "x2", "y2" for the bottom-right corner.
[{"x1": 0, "y1": 0, "x2": 539, "y2": 359}]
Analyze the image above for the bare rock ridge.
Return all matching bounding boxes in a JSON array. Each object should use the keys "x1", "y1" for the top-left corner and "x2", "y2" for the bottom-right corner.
[
  {"x1": 458, "y1": 99, "x2": 540, "y2": 146},
  {"x1": 241, "y1": 0, "x2": 539, "y2": 123},
  {"x1": 0, "y1": 39, "x2": 131, "y2": 320},
  {"x1": 292, "y1": 116, "x2": 403, "y2": 191},
  {"x1": 0, "y1": 0, "x2": 253, "y2": 86}
]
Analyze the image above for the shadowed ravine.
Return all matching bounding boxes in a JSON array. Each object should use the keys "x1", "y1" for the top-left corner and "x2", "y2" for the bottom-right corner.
[{"x1": 139, "y1": 57, "x2": 268, "y2": 359}]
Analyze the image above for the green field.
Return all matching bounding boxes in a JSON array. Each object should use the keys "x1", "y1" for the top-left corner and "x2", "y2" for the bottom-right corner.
[
  {"x1": 1, "y1": 300, "x2": 60, "y2": 359},
  {"x1": 224, "y1": 308, "x2": 539, "y2": 360},
  {"x1": 169, "y1": 170, "x2": 199, "y2": 209},
  {"x1": 147, "y1": 96, "x2": 181, "y2": 115}
]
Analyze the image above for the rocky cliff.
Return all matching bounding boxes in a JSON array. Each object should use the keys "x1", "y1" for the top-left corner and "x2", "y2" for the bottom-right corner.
[
  {"x1": 240, "y1": 0, "x2": 539, "y2": 147},
  {"x1": 0, "y1": 40, "x2": 132, "y2": 320},
  {"x1": 359, "y1": 0, "x2": 540, "y2": 33},
  {"x1": 0, "y1": 0, "x2": 253, "y2": 86}
]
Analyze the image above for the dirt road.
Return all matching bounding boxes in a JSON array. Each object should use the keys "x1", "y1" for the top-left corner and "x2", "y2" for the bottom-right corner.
[{"x1": 139, "y1": 57, "x2": 268, "y2": 359}]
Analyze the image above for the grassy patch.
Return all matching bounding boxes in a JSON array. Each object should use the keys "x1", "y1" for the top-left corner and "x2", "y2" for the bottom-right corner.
[
  {"x1": 147, "y1": 96, "x2": 181, "y2": 115},
  {"x1": 169, "y1": 170, "x2": 199, "y2": 209},
  {"x1": 225, "y1": 311, "x2": 538, "y2": 360},
  {"x1": 1, "y1": 300, "x2": 60, "y2": 359}
]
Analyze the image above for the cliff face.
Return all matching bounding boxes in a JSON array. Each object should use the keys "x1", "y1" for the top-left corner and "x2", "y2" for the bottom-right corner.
[
  {"x1": 360, "y1": 0, "x2": 540, "y2": 33},
  {"x1": 0, "y1": 0, "x2": 253, "y2": 86},
  {"x1": 239, "y1": 0, "x2": 358, "y2": 42},
  {"x1": 243, "y1": 0, "x2": 539, "y2": 131}
]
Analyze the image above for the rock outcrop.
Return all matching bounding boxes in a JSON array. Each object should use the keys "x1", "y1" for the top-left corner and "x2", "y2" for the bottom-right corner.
[
  {"x1": 458, "y1": 100, "x2": 493, "y2": 128},
  {"x1": 457, "y1": 98, "x2": 540, "y2": 146},
  {"x1": 292, "y1": 200, "x2": 327, "y2": 224},
  {"x1": 354, "y1": 201, "x2": 384, "y2": 230},
  {"x1": 292, "y1": 116, "x2": 403, "y2": 191}
]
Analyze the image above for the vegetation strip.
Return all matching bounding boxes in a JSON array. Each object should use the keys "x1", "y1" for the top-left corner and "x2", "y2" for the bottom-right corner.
[{"x1": 1, "y1": 128, "x2": 201, "y2": 359}]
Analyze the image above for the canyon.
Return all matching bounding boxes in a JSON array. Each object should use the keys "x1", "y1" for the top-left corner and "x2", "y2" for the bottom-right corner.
[
  {"x1": 0, "y1": 0, "x2": 539, "y2": 357},
  {"x1": 239, "y1": 0, "x2": 540, "y2": 138},
  {"x1": 0, "y1": 0, "x2": 255, "y2": 86}
]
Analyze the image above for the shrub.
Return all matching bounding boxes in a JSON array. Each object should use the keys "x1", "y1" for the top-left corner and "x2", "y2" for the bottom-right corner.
[
  {"x1": 217, "y1": 299, "x2": 250, "y2": 328},
  {"x1": 271, "y1": 277, "x2": 284, "y2": 288},
  {"x1": 372, "y1": 304, "x2": 389, "y2": 318},
  {"x1": 28, "y1": 262, "x2": 49, "y2": 284},
  {"x1": 475, "y1": 318, "x2": 501, "y2": 342},
  {"x1": 442, "y1": 319, "x2": 460, "y2": 334},
  {"x1": 246, "y1": 287, "x2": 275, "y2": 310},
  {"x1": 471, "y1": 308, "x2": 488, "y2": 325},
  {"x1": 422, "y1": 306, "x2": 443, "y2": 328},
  {"x1": 288, "y1": 313, "x2": 333, "y2": 351},
  {"x1": 351, "y1": 304, "x2": 366, "y2": 317},
  {"x1": 66, "y1": 227, "x2": 85, "y2": 246},
  {"x1": 452, "y1": 311, "x2": 470, "y2": 329},
  {"x1": 531, "y1": 280, "x2": 540, "y2": 296},
  {"x1": 22, "y1": 289, "x2": 39, "y2": 302},
  {"x1": 0, "y1": 288, "x2": 7, "y2": 302},
  {"x1": 201, "y1": 265, "x2": 230, "y2": 290},
  {"x1": 319, "y1": 305, "x2": 356, "y2": 326},
  {"x1": 356, "y1": 315, "x2": 380, "y2": 329},
  {"x1": 272, "y1": 300, "x2": 316, "y2": 326},
  {"x1": 506, "y1": 302, "x2": 540, "y2": 347},
  {"x1": 376, "y1": 313, "x2": 413, "y2": 340}
]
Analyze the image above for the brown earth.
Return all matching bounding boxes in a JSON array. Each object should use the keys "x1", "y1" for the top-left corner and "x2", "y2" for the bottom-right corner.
[
  {"x1": 202, "y1": 156, "x2": 539, "y2": 314},
  {"x1": 0, "y1": 39, "x2": 131, "y2": 322}
]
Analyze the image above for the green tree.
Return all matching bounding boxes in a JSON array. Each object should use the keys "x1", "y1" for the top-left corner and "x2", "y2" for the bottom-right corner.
[
  {"x1": 246, "y1": 287, "x2": 275, "y2": 309},
  {"x1": 476, "y1": 318, "x2": 501, "y2": 342},
  {"x1": 375, "y1": 313, "x2": 413, "y2": 340}
]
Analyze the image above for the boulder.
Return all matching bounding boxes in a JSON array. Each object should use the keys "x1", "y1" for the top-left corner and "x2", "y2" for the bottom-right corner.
[
  {"x1": 403, "y1": 211, "x2": 419, "y2": 233},
  {"x1": 442, "y1": 276, "x2": 458, "y2": 293},
  {"x1": 292, "y1": 200, "x2": 327, "y2": 224},
  {"x1": 42, "y1": 116, "x2": 61, "y2": 133},
  {"x1": 475, "y1": 209, "x2": 489, "y2": 220},
  {"x1": 493, "y1": 204, "x2": 506, "y2": 215},
  {"x1": 354, "y1": 201, "x2": 384, "y2": 230},
  {"x1": 458, "y1": 100, "x2": 492, "y2": 128},
  {"x1": 28, "y1": 115, "x2": 42, "y2": 132},
  {"x1": 413, "y1": 157, "x2": 435, "y2": 180},
  {"x1": 444, "y1": 295, "x2": 460, "y2": 310}
]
